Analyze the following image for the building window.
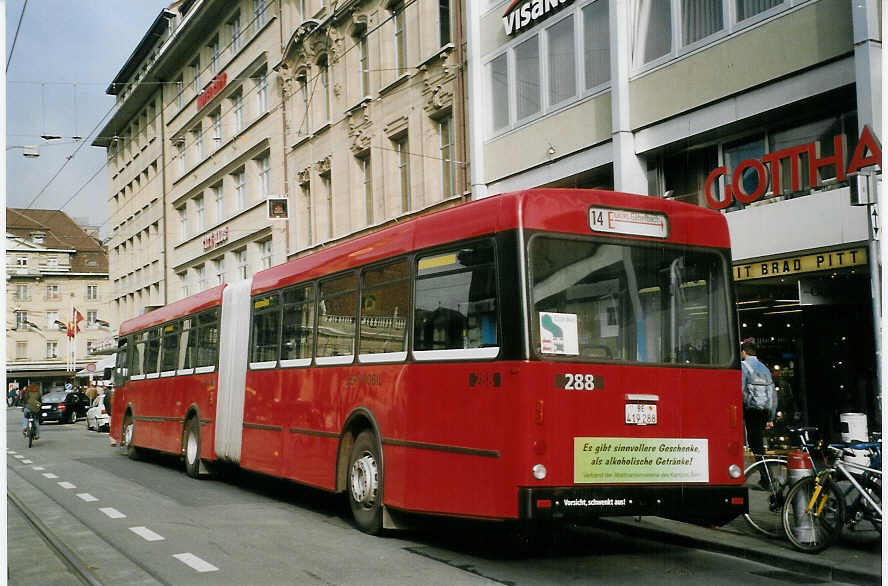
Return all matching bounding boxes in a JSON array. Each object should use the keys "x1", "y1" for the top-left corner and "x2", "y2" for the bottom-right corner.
[
  {"x1": 358, "y1": 154, "x2": 373, "y2": 226},
  {"x1": 214, "y1": 256, "x2": 226, "y2": 284},
  {"x1": 196, "y1": 264, "x2": 208, "y2": 291},
  {"x1": 260, "y1": 239, "x2": 273, "y2": 269},
  {"x1": 86, "y1": 284, "x2": 98, "y2": 300},
  {"x1": 208, "y1": 36, "x2": 220, "y2": 74},
  {"x1": 490, "y1": 53, "x2": 509, "y2": 132},
  {"x1": 195, "y1": 195, "x2": 205, "y2": 232},
  {"x1": 87, "y1": 310, "x2": 98, "y2": 328},
  {"x1": 16, "y1": 256, "x2": 27, "y2": 267},
  {"x1": 297, "y1": 0, "x2": 306, "y2": 21},
  {"x1": 192, "y1": 124, "x2": 204, "y2": 161},
  {"x1": 46, "y1": 310, "x2": 59, "y2": 329},
  {"x1": 254, "y1": 0, "x2": 268, "y2": 33},
  {"x1": 176, "y1": 76, "x2": 184, "y2": 110},
  {"x1": 515, "y1": 35, "x2": 540, "y2": 120},
  {"x1": 234, "y1": 168, "x2": 246, "y2": 209},
  {"x1": 257, "y1": 153, "x2": 271, "y2": 198},
  {"x1": 46, "y1": 341, "x2": 59, "y2": 359},
  {"x1": 583, "y1": 1, "x2": 610, "y2": 89},
  {"x1": 297, "y1": 74, "x2": 310, "y2": 134},
  {"x1": 236, "y1": 248, "x2": 248, "y2": 279},
  {"x1": 213, "y1": 183, "x2": 225, "y2": 222},
  {"x1": 191, "y1": 59, "x2": 201, "y2": 95},
  {"x1": 15, "y1": 284, "x2": 30, "y2": 301},
  {"x1": 548, "y1": 15, "x2": 576, "y2": 106},
  {"x1": 211, "y1": 109, "x2": 222, "y2": 146},
  {"x1": 231, "y1": 91, "x2": 245, "y2": 134},
  {"x1": 320, "y1": 58, "x2": 331, "y2": 123},
  {"x1": 45, "y1": 284, "x2": 60, "y2": 300},
  {"x1": 177, "y1": 141, "x2": 186, "y2": 176},
  {"x1": 736, "y1": 0, "x2": 782, "y2": 21},
  {"x1": 439, "y1": 115, "x2": 455, "y2": 199},
  {"x1": 439, "y1": 0, "x2": 451, "y2": 46},
  {"x1": 301, "y1": 182, "x2": 313, "y2": 244},
  {"x1": 393, "y1": 4, "x2": 407, "y2": 76},
  {"x1": 178, "y1": 205, "x2": 188, "y2": 240},
  {"x1": 359, "y1": 36, "x2": 370, "y2": 97},
  {"x1": 395, "y1": 136, "x2": 411, "y2": 212},
  {"x1": 254, "y1": 68, "x2": 268, "y2": 115},
  {"x1": 229, "y1": 12, "x2": 242, "y2": 53},
  {"x1": 16, "y1": 341, "x2": 28, "y2": 359},
  {"x1": 634, "y1": 0, "x2": 672, "y2": 66},
  {"x1": 322, "y1": 174, "x2": 333, "y2": 239},
  {"x1": 683, "y1": 0, "x2": 724, "y2": 45},
  {"x1": 15, "y1": 311, "x2": 28, "y2": 329},
  {"x1": 178, "y1": 271, "x2": 189, "y2": 298}
]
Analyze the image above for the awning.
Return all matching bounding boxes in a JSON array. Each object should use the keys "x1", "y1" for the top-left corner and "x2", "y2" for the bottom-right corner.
[{"x1": 75, "y1": 354, "x2": 116, "y2": 378}]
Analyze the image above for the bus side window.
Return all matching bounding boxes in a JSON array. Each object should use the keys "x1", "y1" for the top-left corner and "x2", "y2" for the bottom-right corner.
[
  {"x1": 251, "y1": 294, "x2": 281, "y2": 364},
  {"x1": 282, "y1": 285, "x2": 314, "y2": 362},
  {"x1": 144, "y1": 328, "x2": 161, "y2": 374},
  {"x1": 197, "y1": 309, "x2": 220, "y2": 368},
  {"x1": 160, "y1": 322, "x2": 180, "y2": 373},
  {"x1": 179, "y1": 318, "x2": 196, "y2": 370},
  {"x1": 359, "y1": 259, "x2": 409, "y2": 358},
  {"x1": 114, "y1": 340, "x2": 129, "y2": 386},
  {"x1": 131, "y1": 331, "x2": 148, "y2": 377},
  {"x1": 317, "y1": 274, "x2": 357, "y2": 359}
]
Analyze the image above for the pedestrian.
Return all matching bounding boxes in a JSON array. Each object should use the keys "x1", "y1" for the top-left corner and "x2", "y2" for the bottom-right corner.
[
  {"x1": 85, "y1": 384, "x2": 99, "y2": 403},
  {"x1": 21, "y1": 384, "x2": 42, "y2": 440},
  {"x1": 741, "y1": 341, "x2": 776, "y2": 455}
]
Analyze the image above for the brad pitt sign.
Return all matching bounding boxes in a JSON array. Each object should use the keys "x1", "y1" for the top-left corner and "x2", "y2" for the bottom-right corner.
[{"x1": 503, "y1": 0, "x2": 574, "y2": 36}]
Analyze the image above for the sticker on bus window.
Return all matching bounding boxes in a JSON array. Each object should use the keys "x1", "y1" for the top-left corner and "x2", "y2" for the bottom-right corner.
[{"x1": 539, "y1": 312, "x2": 579, "y2": 355}]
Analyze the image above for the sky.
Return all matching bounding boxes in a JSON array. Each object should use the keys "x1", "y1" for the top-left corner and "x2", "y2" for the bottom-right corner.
[{"x1": 6, "y1": 0, "x2": 171, "y2": 237}]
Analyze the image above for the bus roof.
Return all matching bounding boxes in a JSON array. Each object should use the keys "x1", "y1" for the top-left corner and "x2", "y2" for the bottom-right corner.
[
  {"x1": 251, "y1": 189, "x2": 730, "y2": 295},
  {"x1": 119, "y1": 284, "x2": 225, "y2": 336}
]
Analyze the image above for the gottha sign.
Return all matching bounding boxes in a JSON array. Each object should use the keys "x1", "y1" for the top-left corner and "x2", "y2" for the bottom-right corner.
[{"x1": 503, "y1": 0, "x2": 575, "y2": 36}]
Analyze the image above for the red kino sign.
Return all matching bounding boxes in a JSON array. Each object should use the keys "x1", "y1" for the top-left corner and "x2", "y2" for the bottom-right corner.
[
  {"x1": 705, "y1": 126, "x2": 882, "y2": 209},
  {"x1": 197, "y1": 73, "x2": 227, "y2": 111},
  {"x1": 202, "y1": 226, "x2": 229, "y2": 250}
]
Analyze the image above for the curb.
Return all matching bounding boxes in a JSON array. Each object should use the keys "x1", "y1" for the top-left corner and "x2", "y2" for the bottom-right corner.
[{"x1": 595, "y1": 517, "x2": 880, "y2": 586}]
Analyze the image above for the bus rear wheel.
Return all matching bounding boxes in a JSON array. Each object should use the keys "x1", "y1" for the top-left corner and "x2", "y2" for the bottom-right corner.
[
  {"x1": 184, "y1": 418, "x2": 202, "y2": 479},
  {"x1": 348, "y1": 430, "x2": 383, "y2": 534}
]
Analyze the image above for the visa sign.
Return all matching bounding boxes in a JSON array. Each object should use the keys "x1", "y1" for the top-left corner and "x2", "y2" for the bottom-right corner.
[{"x1": 503, "y1": 0, "x2": 574, "y2": 36}]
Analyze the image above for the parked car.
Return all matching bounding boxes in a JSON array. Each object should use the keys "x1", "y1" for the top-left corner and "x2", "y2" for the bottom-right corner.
[
  {"x1": 86, "y1": 395, "x2": 110, "y2": 432},
  {"x1": 40, "y1": 389, "x2": 91, "y2": 424}
]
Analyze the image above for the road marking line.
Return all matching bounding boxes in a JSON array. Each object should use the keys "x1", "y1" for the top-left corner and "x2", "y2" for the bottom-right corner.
[
  {"x1": 13, "y1": 455, "x2": 24, "y2": 459},
  {"x1": 21, "y1": 459, "x2": 33, "y2": 464},
  {"x1": 32, "y1": 466, "x2": 45, "y2": 471},
  {"x1": 77, "y1": 493, "x2": 98, "y2": 502},
  {"x1": 99, "y1": 507, "x2": 126, "y2": 519},
  {"x1": 8, "y1": 450, "x2": 17, "y2": 454},
  {"x1": 43, "y1": 473, "x2": 59, "y2": 479},
  {"x1": 130, "y1": 526, "x2": 165, "y2": 542},
  {"x1": 58, "y1": 481, "x2": 76, "y2": 489},
  {"x1": 173, "y1": 553, "x2": 218, "y2": 573}
]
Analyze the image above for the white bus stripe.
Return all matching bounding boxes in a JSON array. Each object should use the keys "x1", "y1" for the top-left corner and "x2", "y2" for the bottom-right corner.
[
  {"x1": 77, "y1": 493, "x2": 99, "y2": 502},
  {"x1": 99, "y1": 507, "x2": 126, "y2": 519},
  {"x1": 58, "y1": 481, "x2": 76, "y2": 489},
  {"x1": 130, "y1": 526, "x2": 165, "y2": 542},
  {"x1": 173, "y1": 553, "x2": 218, "y2": 573}
]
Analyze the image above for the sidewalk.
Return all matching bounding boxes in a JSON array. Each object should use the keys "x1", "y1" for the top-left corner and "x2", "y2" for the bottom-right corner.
[{"x1": 598, "y1": 514, "x2": 881, "y2": 585}]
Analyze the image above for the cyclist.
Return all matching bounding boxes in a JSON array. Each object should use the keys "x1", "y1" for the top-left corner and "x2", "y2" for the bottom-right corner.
[{"x1": 21, "y1": 384, "x2": 42, "y2": 440}]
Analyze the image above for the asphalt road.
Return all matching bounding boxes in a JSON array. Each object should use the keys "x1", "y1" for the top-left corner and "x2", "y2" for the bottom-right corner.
[{"x1": 5, "y1": 407, "x2": 860, "y2": 585}]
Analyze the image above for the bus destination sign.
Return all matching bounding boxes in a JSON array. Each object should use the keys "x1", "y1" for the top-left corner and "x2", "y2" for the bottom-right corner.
[{"x1": 589, "y1": 207, "x2": 669, "y2": 239}]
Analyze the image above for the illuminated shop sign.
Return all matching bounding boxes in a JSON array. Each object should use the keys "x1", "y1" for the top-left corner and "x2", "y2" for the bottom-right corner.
[
  {"x1": 202, "y1": 226, "x2": 229, "y2": 251},
  {"x1": 503, "y1": 0, "x2": 574, "y2": 36},
  {"x1": 733, "y1": 247, "x2": 867, "y2": 281},
  {"x1": 705, "y1": 126, "x2": 882, "y2": 210},
  {"x1": 197, "y1": 73, "x2": 227, "y2": 111}
]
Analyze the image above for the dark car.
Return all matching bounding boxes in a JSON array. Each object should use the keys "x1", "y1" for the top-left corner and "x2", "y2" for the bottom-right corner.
[{"x1": 39, "y1": 390, "x2": 91, "y2": 424}]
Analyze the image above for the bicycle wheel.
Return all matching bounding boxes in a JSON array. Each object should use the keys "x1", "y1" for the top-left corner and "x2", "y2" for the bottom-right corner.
[
  {"x1": 845, "y1": 474, "x2": 881, "y2": 536},
  {"x1": 28, "y1": 421, "x2": 34, "y2": 449},
  {"x1": 743, "y1": 458, "x2": 789, "y2": 537},
  {"x1": 783, "y1": 475, "x2": 845, "y2": 553}
]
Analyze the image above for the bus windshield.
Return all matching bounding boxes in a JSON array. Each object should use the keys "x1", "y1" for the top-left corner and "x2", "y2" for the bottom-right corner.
[{"x1": 529, "y1": 236, "x2": 733, "y2": 366}]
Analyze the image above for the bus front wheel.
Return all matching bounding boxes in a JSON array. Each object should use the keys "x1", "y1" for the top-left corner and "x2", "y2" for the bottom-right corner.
[
  {"x1": 184, "y1": 418, "x2": 202, "y2": 479},
  {"x1": 348, "y1": 430, "x2": 383, "y2": 534},
  {"x1": 123, "y1": 414, "x2": 140, "y2": 460}
]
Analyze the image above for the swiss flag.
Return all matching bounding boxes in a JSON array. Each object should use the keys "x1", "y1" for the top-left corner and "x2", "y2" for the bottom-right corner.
[{"x1": 67, "y1": 308, "x2": 84, "y2": 339}]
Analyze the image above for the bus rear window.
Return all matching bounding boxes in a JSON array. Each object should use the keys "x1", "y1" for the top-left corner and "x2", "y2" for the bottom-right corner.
[
  {"x1": 414, "y1": 241, "x2": 498, "y2": 357},
  {"x1": 529, "y1": 236, "x2": 732, "y2": 366}
]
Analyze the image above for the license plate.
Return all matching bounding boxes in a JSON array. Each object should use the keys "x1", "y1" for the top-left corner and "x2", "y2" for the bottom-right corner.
[
  {"x1": 625, "y1": 403, "x2": 657, "y2": 425},
  {"x1": 41, "y1": 405, "x2": 51, "y2": 410}
]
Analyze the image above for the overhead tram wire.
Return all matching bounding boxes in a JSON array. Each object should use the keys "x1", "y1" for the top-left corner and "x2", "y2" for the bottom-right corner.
[{"x1": 6, "y1": 0, "x2": 28, "y2": 72}]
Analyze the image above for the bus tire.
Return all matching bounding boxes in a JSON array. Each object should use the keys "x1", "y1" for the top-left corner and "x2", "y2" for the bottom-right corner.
[
  {"x1": 184, "y1": 418, "x2": 202, "y2": 479},
  {"x1": 123, "y1": 413, "x2": 140, "y2": 460},
  {"x1": 348, "y1": 430, "x2": 383, "y2": 535}
]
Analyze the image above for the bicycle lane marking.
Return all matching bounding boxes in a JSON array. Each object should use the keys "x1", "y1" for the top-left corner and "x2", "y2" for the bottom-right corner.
[{"x1": 173, "y1": 553, "x2": 218, "y2": 573}]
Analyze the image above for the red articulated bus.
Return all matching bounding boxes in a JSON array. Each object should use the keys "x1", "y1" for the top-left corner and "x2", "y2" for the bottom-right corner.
[{"x1": 109, "y1": 189, "x2": 747, "y2": 534}]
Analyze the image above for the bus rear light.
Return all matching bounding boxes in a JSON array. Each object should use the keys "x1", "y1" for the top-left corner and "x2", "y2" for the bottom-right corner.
[
  {"x1": 728, "y1": 464, "x2": 742, "y2": 478},
  {"x1": 532, "y1": 464, "x2": 547, "y2": 480},
  {"x1": 532, "y1": 439, "x2": 547, "y2": 455},
  {"x1": 535, "y1": 400, "x2": 544, "y2": 424},
  {"x1": 729, "y1": 404, "x2": 738, "y2": 428},
  {"x1": 731, "y1": 497, "x2": 745, "y2": 505},
  {"x1": 536, "y1": 499, "x2": 552, "y2": 509}
]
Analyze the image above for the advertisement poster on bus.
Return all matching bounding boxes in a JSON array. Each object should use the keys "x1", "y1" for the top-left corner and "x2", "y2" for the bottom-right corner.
[
  {"x1": 539, "y1": 312, "x2": 579, "y2": 354},
  {"x1": 574, "y1": 438, "x2": 709, "y2": 483}
]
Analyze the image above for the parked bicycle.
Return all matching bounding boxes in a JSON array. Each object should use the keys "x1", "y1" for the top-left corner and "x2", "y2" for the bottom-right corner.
[
  {"x1": 782, "y1": 440, "x2": 881, "y2": 553},
  {"x1": 743, "y1": 426, "x2": 821, "y2": 537}
]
